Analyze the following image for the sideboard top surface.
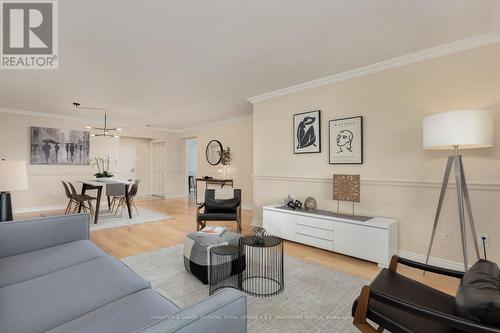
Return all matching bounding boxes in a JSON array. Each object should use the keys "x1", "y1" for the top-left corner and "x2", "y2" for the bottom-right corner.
[{"x1": 263, "y1": 205, "x2": 397, "y2": 229}]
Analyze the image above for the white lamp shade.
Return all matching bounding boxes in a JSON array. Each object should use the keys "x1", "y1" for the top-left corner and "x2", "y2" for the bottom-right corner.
[
  {"x1": 423, "y1": 109, "x2": 494, "y2": 150},
  {"x1": 0, "y1": 160, "x2": 29, "y2": 192}
]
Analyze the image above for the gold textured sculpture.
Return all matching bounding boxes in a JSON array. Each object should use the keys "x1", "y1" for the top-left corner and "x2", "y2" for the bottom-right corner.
[{"x1": 332, "y1": 174, "x2": 360, "y2": 203}]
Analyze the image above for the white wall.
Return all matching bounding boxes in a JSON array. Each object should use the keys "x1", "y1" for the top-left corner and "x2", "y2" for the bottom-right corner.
[
  {"x1": 181, "y1": 116, "x2": 253, "y2": 208},
  {"x1": 0, "y1": 110, "x2": 184, "y2": 211},
  {"x1": 185, "y1": 138, "x2": 198, "y2": 177},
  {"x1": 252, "y1": 42, "x2": 500, "y2": 265}
]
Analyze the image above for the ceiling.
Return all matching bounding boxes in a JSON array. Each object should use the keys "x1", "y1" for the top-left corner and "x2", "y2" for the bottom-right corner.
[{"x1": 0, "y1": 0, "x2": 498, "y2": 130}]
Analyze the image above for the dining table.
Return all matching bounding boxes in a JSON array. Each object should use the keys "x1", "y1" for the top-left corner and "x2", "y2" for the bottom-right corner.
[{"x1": 77, "y1": 179, "x2": 135, "y2": 224}]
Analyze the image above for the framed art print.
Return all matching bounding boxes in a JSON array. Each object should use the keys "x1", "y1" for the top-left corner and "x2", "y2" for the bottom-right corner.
[
  {"x1": 329, "y1": 116, "x2": 363, "y2": 164},
  {"x1": 293, "y1": 110, "x2": 321, "y2": 154}
]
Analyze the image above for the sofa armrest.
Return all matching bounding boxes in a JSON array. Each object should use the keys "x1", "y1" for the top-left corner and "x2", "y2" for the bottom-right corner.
[
  {"x1": 138, "y1": 289, "x2": 247, "y2": 333},
  {"x1": 0, "y1": 213, "x2": 90, "y2": 258}
]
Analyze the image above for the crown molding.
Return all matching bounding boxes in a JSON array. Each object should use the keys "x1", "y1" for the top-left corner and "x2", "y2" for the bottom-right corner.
[
  {"x1": 0, "y1": 107, "x2": 253, "y2": 134},
  {"x1": 0, "y1": 107, "x2": 180, "y2": 133},
  {"x1": 247, "y1": 32, "x2": 500, "y2": 104},
  {"x1": 178, "y1": 114, "x2": 253, "y2": 134}
]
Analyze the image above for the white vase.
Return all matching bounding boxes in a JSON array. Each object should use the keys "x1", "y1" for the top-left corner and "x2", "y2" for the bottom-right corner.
[{"x1": 222, "y1": 165, "x2": 228, "y2": 179}]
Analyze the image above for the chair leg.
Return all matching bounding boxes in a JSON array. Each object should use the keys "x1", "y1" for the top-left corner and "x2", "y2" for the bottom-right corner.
[
  {"x1": 353, "y1": 286, "x2": 379, "y2": 333},
  {"x1": 197, "y1": 220, "x2": 205, "y2": 231},
  {"x1": 131, "y1": 199, "x2": 139, "y2": 215},
  {"x1": 64, "y1": 200, "x2": 72, "y2": 214}
]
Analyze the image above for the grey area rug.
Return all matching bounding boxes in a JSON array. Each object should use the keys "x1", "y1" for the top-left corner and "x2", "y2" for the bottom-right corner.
[
  {"x1": 122, "y1": 245, "x2": 367, "y2": 333},
  {"x1": 89, "y1": 207, "x2": 172, "y2": 231}
]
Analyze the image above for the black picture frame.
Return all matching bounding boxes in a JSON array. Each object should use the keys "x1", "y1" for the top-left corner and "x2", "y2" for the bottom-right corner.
[
  {"x1": 205, "y1": 139, "x2": 223, "y2": 165},
  {"x1": 293, "y1": 110, "x2": 321, "y2": 154},
  {"x1": 328, "y1": 116, "x2": 363, "y2": 164}
]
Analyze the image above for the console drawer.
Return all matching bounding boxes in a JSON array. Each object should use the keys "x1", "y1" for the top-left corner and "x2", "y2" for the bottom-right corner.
[
  {"x1": 295, "y1": 233, "x2": 334, "y2": 251},
  {"x1": 295, "y1": 215, "x2": 333, "y2": 231},
  {"x1": 295, "y1": 224, "x2": 333, "y2": 241}
]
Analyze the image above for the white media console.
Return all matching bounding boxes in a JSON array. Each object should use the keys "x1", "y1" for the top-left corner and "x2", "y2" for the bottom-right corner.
[{"x1": 262, "y1": 205, "x2": 398, "y2": 267}]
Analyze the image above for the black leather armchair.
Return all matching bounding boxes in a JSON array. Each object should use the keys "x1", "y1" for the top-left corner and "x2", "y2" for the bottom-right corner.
[
  {"x1": 352, "y1": 256, "x2": 500, "y2": 333},
  {"x1": 196, "y1": 189, "x2": 242, "y2": 232}
]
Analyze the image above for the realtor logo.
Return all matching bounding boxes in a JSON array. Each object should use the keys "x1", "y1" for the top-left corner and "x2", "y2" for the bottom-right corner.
[{"x1": 1, "y1": 0, "x2": 58, "y2": 69}]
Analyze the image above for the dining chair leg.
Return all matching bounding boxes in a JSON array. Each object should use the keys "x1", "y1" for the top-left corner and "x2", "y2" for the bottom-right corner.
[
  {"x1": 64, "y1": 200, "x2": 72, "y2": 214},
  {"x1": 131, "y1": 199, "x2": 139, "y2": 215},
  {"x1": 89, "y1": 201, "x2": 95, "y2": 219}
]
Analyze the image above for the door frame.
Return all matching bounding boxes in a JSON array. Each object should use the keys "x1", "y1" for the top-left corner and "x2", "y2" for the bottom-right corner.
[{"x1": 150, "y1": 140, "x2": 167, "y2": 198}]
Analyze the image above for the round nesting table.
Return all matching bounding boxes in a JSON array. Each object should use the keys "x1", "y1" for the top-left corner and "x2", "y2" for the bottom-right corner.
[
  {"x1": 239, "y1": 235, "x2": 284, "y2": 297},
  {"x1": 209, "y1": 245, "x2": 245, "y2": 295}
]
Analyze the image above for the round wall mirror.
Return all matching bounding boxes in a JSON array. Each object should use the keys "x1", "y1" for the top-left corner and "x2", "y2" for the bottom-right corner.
[{"x1": 206, "y1": 140, "x2": 223, "y2": 165}]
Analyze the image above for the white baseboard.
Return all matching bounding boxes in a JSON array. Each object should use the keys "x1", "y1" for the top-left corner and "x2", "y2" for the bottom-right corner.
[
  {"x1": 398, "y1": 250, "x2": 466, "y2": 271},
  {"x1": 14, "y1": 205, "x2": 67, "y2": 214}
]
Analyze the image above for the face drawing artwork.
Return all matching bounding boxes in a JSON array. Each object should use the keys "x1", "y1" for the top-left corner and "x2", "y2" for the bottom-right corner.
[
  {"x1": 296, "y1": 116, "x2": 317, "y2": 149},
  {"x1": 336, "y1": 130, "x2": 353, "y2": 153}
]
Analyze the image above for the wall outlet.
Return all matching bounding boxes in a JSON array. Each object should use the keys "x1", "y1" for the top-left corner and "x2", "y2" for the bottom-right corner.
[
  {"x1": 443, "y1": 230, "x2": 453, "y2": 241},
  {"x1": 479, "y1": 234, "x2": 489, "y2": 247}
]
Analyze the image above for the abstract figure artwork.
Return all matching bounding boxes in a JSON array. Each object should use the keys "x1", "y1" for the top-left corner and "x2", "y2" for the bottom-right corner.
[
  {"x1": 30, "y1": 127, "x2": 90, "y2": 165},
  {"x1": 329, "y1": 116, "x2": 363, "y2": 164},
  {"x1": 293, "y1": 110, "x2": 321, "y2": 154}
]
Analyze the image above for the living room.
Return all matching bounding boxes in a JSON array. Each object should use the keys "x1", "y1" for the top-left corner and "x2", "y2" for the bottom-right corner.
[{"x1": 0, "y1": 1, "x2": 499, "y2": 332}]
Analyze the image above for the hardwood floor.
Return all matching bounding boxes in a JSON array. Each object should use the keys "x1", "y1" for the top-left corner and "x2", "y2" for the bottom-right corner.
[{"x1": 15, "y1": 197, "x2": 459, "y2": 295}]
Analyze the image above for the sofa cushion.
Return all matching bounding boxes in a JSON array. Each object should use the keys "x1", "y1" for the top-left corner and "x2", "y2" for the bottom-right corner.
[
  {"x1": 455, "y1": 260, "x2": 500, "y2": 326},
  {"x1": 0, "y1": 239, "x2": 107, "y2": 288},
  {"x1": 46, "y1": 289, "x2": 180, "y2": 333},
  {"x1": 0, "y1": 256, "x2": 151, "y2": 333}
]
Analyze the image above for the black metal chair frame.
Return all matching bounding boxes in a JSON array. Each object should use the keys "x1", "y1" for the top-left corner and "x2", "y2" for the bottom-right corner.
[
  {"x1": 197, "y1": 189, "x2": 242, "y2": 232},
  {"x1": 353, "y1": 255, "x2": 500, "y2": 333}
]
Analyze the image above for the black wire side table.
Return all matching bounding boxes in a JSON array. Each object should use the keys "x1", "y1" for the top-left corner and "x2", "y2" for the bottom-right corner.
[
  {"x1": 209, "y1": 245, "x2": 245, "y2": 295},
  {"x1": 239, "y1": 235, "x2": 284, "y2": 297}
]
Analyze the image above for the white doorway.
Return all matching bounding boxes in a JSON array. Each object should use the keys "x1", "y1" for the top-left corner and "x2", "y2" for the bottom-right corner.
[
  {"x1": 151, "y1": 141, "x2": 167, "y2": 198},
  {"x1": 119, "y1": 142, "x2": 137, "y2": 181},
  {"x1": 185, "y1": 138, "x2": 197, "y2": 198},
  {"x1": 119, "y1": 136, "x2": 153, "y2": 197}
]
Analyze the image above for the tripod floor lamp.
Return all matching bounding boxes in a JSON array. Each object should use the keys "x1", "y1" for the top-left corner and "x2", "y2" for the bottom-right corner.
[{"x1": 423, "y1": 109, "x2": 494, "y2": 271}]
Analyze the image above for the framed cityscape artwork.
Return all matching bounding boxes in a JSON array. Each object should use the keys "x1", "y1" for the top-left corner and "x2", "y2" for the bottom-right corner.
[
  {"x1": 293, "y1": 110, "x2": 321, "y2": 154},
  {"x1": 329, "y1": 116, "x2": 363, "y2": 164},
  {"x1": 30, "y1": 127, "x2": 90, "y2": 165}
]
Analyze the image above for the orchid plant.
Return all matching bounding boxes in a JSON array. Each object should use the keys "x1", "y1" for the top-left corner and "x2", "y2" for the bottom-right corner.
[{"x1": 91, "y1": 155, "x2": 116, "y2": 178}]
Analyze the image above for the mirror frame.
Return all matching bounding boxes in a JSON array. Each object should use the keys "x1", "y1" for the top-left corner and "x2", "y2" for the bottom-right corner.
[{"x1": 205, "y1": 139, "x2": 223, "y2": 166}]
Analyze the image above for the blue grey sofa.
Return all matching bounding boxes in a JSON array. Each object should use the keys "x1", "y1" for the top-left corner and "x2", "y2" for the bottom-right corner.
[{"x1": 0, "y1": 214, "x2": 247, "y2": 333}]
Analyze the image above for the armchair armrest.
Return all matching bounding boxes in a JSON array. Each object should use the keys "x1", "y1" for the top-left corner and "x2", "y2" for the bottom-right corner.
[
  {"x1": 0, "y1": 213, "x2": 90, "y2": 258},
  {"x1": 390, "y1": 255, "x2": 465, "y2": 279},
  {"x1": 138, "y1": 289, "x2": 247, "y2": 333},
  {"x1": 369, "y1": 288, "x2": 500, "y2": 333}
]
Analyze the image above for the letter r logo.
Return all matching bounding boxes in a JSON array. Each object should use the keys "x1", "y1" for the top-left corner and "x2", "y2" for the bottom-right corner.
[{"x1": 2, "y1": 2, "x2": 53, "y2": 54}]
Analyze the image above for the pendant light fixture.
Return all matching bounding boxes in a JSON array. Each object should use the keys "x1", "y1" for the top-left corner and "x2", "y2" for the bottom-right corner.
[{"x1": 73, "y1": 102, "x2": 121, "y2": 137}]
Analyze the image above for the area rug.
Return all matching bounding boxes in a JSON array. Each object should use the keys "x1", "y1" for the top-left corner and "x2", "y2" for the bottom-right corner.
[
  {"x1": 89, "y1": 207, "x2": 173, "y2": 231},
  {"x1": 122, "y1": 245, "x2": 367, "y2": 333}
]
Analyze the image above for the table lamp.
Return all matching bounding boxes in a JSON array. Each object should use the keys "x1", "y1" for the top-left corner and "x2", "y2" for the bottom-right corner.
[
  {"x1": 423, "y1": 109, "x2": 494, "y2": 270},
  {"x1": 0, "y1": 160, "x2": 29, "y2": 222}
]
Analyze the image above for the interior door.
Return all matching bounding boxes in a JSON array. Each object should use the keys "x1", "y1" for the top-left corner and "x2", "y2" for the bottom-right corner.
[
  {"x1": 119, "y1": 143, "x2": 137, "y2": 181},
  {"x1": 151, "y1": 141, "x2": 166, "y2": 197}
]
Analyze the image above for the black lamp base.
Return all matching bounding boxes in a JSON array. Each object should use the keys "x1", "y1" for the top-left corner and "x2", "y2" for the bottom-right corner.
[{"x1": 0, "y1": 192, "x2": 13, "y2": 222}]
